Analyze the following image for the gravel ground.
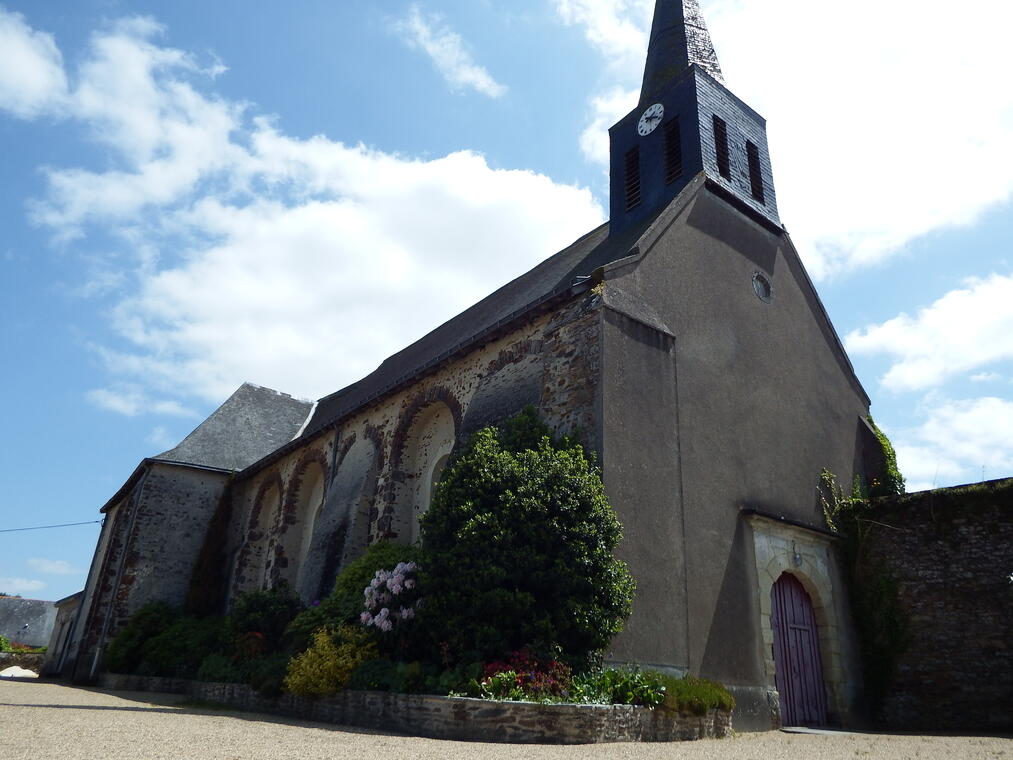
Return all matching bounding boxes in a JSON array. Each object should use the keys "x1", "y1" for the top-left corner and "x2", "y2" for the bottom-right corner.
[{"x1": 0, "y1": 679, "x2": 1009, "y2": 760}]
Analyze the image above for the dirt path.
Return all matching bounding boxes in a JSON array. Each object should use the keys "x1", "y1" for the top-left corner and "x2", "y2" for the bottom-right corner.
[{"x1": 0, "y1": 679, "x2": 1008, "y2": 760}]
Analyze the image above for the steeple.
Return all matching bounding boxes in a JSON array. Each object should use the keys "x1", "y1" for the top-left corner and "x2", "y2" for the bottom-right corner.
[
  {"x1": 608, "y1": 0, "x2": 780, "y2": 235},
  {"x1": 641, "y1": 0, "x2": 724, "y2": 103}
]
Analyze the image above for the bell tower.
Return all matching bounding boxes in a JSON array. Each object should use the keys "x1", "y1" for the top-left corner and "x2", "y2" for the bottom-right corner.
[{"x1": 609, "y1": 0, "x2": 780, "y2": 235}]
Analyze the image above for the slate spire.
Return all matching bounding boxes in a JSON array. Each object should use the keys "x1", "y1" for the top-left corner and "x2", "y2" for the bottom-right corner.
[{"x1": 640, "y1": 0, "x2": 724, "y2": 104}]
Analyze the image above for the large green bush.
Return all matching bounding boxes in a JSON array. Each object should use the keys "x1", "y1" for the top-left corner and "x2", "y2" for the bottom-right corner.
[
  {"x1": 104, "y1": 602, "x2": 178, "y2": 674},
  {"x1": 138, "y1": 615, "x2": 228, "y2": 678},
  {"x1": 228, "y1": 588, "x2": 303, "y2": 649},
  {"x1": 419, "y1": 408, "x2": 635, "y2": 667}
]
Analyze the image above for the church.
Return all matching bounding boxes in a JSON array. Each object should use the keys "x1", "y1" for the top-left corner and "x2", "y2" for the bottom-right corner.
[{"x1": 47, "y1": 0, "x2": 889, "y2": 731}]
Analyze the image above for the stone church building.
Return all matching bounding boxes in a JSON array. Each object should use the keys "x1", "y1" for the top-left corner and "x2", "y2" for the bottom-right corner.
[{"x1": 49, "y1": 0, "x2": 890, "y2": 731}]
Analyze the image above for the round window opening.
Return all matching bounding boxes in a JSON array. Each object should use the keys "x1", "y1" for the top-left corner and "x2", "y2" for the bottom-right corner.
[{"x1": 753, "y1": 272, "x2": 772, "y2": 303}]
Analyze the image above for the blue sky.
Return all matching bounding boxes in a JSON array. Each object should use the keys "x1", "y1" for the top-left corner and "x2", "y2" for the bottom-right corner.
[{"x1": 2, "y1": 0, "x2": 1011, "y2": 604}]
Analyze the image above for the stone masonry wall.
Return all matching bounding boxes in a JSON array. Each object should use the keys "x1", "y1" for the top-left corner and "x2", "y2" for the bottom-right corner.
[
  {"x1": 99, "y1": 673, "x2": 731, "y2": 743},
  {"x1": 860, "y1": 478, "x2": 1012, "y2": 732},
  {"x1": 225, "y1": 291, "x2": 603, "y2": 605}
]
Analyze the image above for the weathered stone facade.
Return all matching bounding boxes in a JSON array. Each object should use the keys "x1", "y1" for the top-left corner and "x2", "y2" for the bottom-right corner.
[
  {"x1": 224, "y1": 294, "x2": 602, "y2": 607},
  {"x1": 99, "y1": 672, "x2": 732, "y2": 743},
  {"x1": 65, "y1": 462, "x2": 232, "y2": 682},
  {"x1": 858, "y1": 479, "x2": 1012, "y2": 733}
]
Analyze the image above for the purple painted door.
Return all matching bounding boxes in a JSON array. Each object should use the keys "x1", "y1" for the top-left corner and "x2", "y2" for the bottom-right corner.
[{"x1": 771, "y1": 573, "x2": 828, "y2": 726}]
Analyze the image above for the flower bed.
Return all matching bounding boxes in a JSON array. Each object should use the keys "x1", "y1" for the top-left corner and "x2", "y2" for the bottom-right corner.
[{"x1": 99, "y1": 672, "x2": 732, "y2": 744}]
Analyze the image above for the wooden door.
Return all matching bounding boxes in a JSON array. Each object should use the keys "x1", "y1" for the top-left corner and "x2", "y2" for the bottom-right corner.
[{"x1": 771, "y1": 572, "x2": 828, "y2": 726}]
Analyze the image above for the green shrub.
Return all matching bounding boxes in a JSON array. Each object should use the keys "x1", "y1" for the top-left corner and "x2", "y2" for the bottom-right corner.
[
  {"x1": 104, "y1": 602, "x2": 178, "y2": 674},
  {"x1": 285, "y1": 542, "x2": 423, "y2": 653},
  {"x1": 420, "y1": 408, "x2": 634, "y2": 667},
  {"x1": 653, "y1": 673, "x2": 735, "y2": 715},
  {"x1": 425, "y1": 661, "x2": 483, "y2": 696},
  {"x1": 284, "y1": 625, "x2": 378, "y2": 698},
  {"x1": 567, "y1": 668, "x2": 733, "y2": 712},
  {"x1": 246, "y1": 652, "x2": 290, "y2": 698},
  {"x1": 0, "y1": 635, "x2": 10, "y2": 652},
  {"x1": 138, "y1": 615, "x2": 228, "y2": 678},
  {"x1": 570, "y1": 667, "x2": 666, "y2": 707},
  {"x1": 347, "y1": 658, "x2": 398, "y2": 691},
  {"x1": 482, "y1": 649, "x2": 571, "y2": 698},
  {"x1": 479, "y1": 670, "x2": 528, "y2": 701},
  {"x1": 196, "y1": 653, "x2": 247, "y2": 684},
  {"x1": 228, "y1": 588, "x2": 303, "y2": 650}
]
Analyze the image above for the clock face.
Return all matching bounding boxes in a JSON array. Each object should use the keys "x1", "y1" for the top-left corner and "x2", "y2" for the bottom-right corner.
[{"x1": 637, "y1": 103, "x2": 665, "y2": 136}]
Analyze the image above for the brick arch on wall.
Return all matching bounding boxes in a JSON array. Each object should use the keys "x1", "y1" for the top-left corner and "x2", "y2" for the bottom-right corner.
[
  {"x1": 332, "y1": 431, "x2": 357, "y2": 476},
  {"x1": 230, "y1": 472, "x2": 284, "y2": 597},
  {"x1": 265, "y1": 447, "x2": 330, "y2": 589},
  {"x1": 389, "y1": 386, "x2": 463, "y2": 474},
  {"x1": 380, "y1": 386, "x2": 462, "y2": 542}
]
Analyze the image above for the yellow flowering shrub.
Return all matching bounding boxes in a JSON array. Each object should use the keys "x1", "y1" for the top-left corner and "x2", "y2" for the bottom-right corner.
[{"x1": 283, "y1": 625, "x2": 378, "y2": 698}]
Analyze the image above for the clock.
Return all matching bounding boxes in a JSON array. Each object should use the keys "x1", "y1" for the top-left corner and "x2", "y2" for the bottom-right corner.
[{"x1": 637, "y1": 103, "x2": 664, "y2": 136}]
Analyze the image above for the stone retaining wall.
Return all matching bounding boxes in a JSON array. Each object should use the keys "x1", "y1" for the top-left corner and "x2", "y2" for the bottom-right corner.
[
  {"x1": 0, "y1": 652, "x2": 45, "y2": 672},
  {"x1": 99, "y1": 673, "x2": 731, "y2": 743},
  {"x1": 861, "y1": 478, "x2": 1012, "y2": 732}
]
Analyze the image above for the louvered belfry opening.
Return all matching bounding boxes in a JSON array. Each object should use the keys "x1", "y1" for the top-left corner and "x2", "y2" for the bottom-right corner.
[
  {"x1": 712, "y1": 115, "x2": 730, "y2": 179},
  {"x1": 746, "y1": 140, "x2": 765, "y2": 203},
  {"x1": 664, "y1": 117, "x2": 683, "y2": 184},
  {"x1": 624, "y1": 146, "x2": 642, "y2": 211}
]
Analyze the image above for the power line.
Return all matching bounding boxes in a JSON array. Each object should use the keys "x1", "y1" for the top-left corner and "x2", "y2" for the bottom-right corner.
[{"x1": 0, "y1": 520, "x2": 103, "y2": 534}]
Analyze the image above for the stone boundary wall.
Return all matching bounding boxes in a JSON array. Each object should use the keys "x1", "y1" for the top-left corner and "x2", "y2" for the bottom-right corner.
[
  {"x1": 98, "y1": 673, "x2": 731, "y2": 744},
  {"x1": 862, "y1": 478, "x2": 1012, "y2": 732},
  {"x1": 0, "y1": 652, "x2": 45, "y2": 672}
]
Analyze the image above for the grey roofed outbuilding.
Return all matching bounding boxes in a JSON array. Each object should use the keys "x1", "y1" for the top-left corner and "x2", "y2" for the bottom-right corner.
[
  {"x1": 156, "y1": 382, "x2": 315, "y2": 472},
  {"x1": 0, "y1": 596, "x2": 57, "y2": 648}
]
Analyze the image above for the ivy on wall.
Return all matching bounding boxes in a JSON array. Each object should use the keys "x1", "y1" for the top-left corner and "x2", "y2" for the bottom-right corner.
[
  {"x1": 819, "y1": 470, "x2": 910, "y2": 723},
  {"x1": 866, "y1": 416, "x2": 905, "y2": 497}
]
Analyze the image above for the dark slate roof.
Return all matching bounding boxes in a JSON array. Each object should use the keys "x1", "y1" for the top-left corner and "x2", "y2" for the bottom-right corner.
[
  {"x1": 156, "y1": 383, "x2": 315, "y2": 472},
  {"x1": 641, "y1": 0, "x2": 724, "y2": 103},
  {"x1": 300, "y1": 212, "x2": 661, "y2": 439}
]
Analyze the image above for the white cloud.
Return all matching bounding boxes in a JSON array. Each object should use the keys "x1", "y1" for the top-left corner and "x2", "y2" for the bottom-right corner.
[
  {"x1": 147, "y1": 426, "x2": 178, "y2": 450},
  {"x1": 0, "y1": 578, "x2": 46, "y2": 595},
  {"x1": 845, "y1": 273, "x2": 1013, "y2": 391},
  {"x1": 13, "y1": 15, "x2": 601, "y2": 409},
  {"x1": 554, "y1": 0, "x2": 1013, "y2": 279},
  {"x1": 87, "y1": 386, "x2": 198, "y2": 418},
  {"x1": 579, "y1": 86, "x2": 638, "y2": 166},
  {"x1": 553, "y1": 0, "x2": 651, "y2": 76},
  {"x1": 0, "y1": 7, "x2": 68, "y2": 118},
  {"x1": 396, "y1": 5, "x2": 507, "y2": 98},
  {"x1": 971, "y1": 372, "x2": 1000, "y2": 383},
  {"x1": 894, "y1": 396, "x2": 1013, "y2": 491},
  {"x1": 27, "y1": 558, "x2": 81, "y2": 576}
]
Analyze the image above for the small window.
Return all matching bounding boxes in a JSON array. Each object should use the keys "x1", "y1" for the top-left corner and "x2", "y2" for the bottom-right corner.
[
  {"x1": 664, "y1": 118, "x2": 683, "y2": 184},
  {"x1": 746, "y1": 141, "x2": 765, "y2": 203},
  {"x1": 624, "y1": 146, "x2": 641, "y2": 211},
  {"x1": 712, "y1": 115, "x2": 730, "y2": 179},
  {"x1": 753, "y1": 272, "x2": 772, "y2": 303}
]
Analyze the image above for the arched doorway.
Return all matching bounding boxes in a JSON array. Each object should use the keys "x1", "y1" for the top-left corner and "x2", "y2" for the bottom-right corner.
[{"x1": 771, "y1": 572, "x2": 828, "y2": 727}]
